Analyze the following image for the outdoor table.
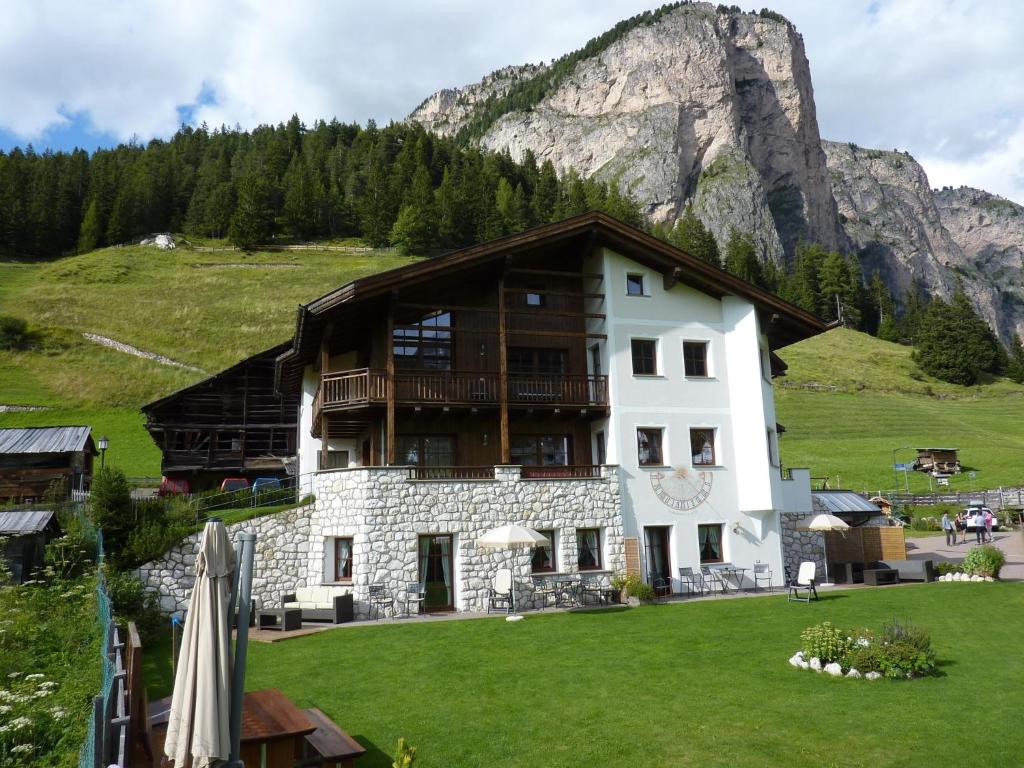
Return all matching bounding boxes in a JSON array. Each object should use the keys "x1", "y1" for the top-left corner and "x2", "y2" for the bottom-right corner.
[
  {"x1": 256, "y1": 607, "x2": 302, "y2": 632},
  {"x1": 239, "y1": 688, "x2": 317, "y2": 768},
  {"x1": 709, "y1": 566, "x2": 748, "y2": 593},
  {"x1": 553, "y1": 577, "x2": 579, "y2": 607}
]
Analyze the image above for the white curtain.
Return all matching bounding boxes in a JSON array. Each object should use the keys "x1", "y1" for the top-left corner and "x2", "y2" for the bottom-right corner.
[
  {"x1": 335, "y1": 538, "x2": 351, "y2": 580},
  {"x1": 439, "y1": 538, "x2": 452, "y2": 604},
  {"x1": 418, "y1": 537, "x2": 430, "y2": 585}
]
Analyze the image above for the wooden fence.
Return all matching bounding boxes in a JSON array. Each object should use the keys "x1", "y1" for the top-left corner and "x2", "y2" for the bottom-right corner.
[
  {"x1": 825, "y1": 526, "x2": 906, "y2": 565},
  {"x1": 887, "y1": 488, "x2": 1024, "y2": 511}
]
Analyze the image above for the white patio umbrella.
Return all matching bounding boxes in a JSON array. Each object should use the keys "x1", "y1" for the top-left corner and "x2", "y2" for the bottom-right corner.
[
  {"x1": 796, "y1": 513, "x2": 849, "y2": 586},
  {"x1": 164, "y1": 520, "x2": 236, "y2": 768},
  {"x1": 476, "y1": 524, "x2": 551, "y2": 621}
]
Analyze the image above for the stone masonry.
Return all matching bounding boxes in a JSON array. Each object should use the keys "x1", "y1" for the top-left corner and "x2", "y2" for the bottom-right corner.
[{"x1": 138, "y1": 466, "x2": 625, "y2": 619}]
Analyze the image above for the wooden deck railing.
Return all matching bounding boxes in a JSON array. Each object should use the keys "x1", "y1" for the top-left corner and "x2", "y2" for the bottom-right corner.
[
  {"x1": 315, "y1": 369, "x2": 608, "y2": 413},
  {"x1": 520, "y1": 465, "x2": 603, "y2": 479},
  {"x1": 409, "y1": 466, "x2": 497, "y2": 480}
]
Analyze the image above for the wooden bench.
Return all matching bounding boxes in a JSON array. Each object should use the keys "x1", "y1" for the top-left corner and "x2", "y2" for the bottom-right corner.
[
  {"x1": 298, "y1": 707, "x2": 366, "y2": 767},
  {"x1": 863, "y1": 568, "x2": 899, "y2": 586}
]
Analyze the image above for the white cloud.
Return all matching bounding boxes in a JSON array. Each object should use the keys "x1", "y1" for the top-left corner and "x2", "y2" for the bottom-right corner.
[{"x1": 3, "y1": 0, "x2": 1024, "y2": 202}]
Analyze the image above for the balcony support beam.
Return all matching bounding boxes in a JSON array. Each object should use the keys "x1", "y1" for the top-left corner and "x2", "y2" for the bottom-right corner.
[
  {"x1": 386, "y1": 298, "x2": 396, "y2": 465},
  {"x1": 498, "y1": 272, "x2": 510, "y2": 464}
]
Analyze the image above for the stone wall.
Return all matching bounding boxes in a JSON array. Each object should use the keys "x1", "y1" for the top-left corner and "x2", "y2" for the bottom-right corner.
[
  {"x1": 136, "y1": 503, "x2": 313, "y2": 615},
  {"x1": 310, "y1": 464, "x2": 625, "y2": 617},
  {"x1": 138, "y1": 465, "x2": 625, "y2": 619}
]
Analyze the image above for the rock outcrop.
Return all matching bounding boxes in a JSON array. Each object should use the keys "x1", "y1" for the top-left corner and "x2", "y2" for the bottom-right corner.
[
  {"x1": 410, "y1": 2, "x2": 842, "y2": 265},
  {"x1": 410, "y1": 2, "x2": 1024, "y2": 340}
]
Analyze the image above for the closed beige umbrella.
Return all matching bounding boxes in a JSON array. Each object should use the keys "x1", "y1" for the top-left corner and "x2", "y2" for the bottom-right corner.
[
  {"x1": 796, "y1": 513, "x2": 849, "y2": 586},
  {"x1": 165, "y1": 521, "x2": 236, "y2": 768}
]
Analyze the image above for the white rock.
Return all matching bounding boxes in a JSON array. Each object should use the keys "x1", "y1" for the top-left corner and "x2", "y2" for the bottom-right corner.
[
  {"x1": 846, "y1": 669, "x2": 862, "y2": 678},
  {"x1": 865, "y1": 671, "x2": 882, "y2": 681},
  {"x1": 798, "y1": 660, "x2": 810, "y2": 670},
  {"x1": 824, "y1": 662, "x2": 843, "y2": 676},
  {"x1": 809, "y1": 657, "x2": 822, "y2": 672},
  {"x1": 984, "y1": 576, "x2": 995, "y2": 582},
  {"x1": 971, "y1": 575, "x2": 983, "y2": 582},
  {"x1": 789, "y1": 654, "x2": 803, "y2": 668}
]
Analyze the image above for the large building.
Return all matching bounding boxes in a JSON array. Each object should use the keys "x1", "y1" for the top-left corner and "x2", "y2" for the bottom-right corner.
[{"x1": 146, "y1": 212, "x2": 825, "y2": 616}]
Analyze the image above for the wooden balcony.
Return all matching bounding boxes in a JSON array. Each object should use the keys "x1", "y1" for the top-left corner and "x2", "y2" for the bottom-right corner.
[{"x1": 313, "y1": 368, "x2": 608, "y2": 433}]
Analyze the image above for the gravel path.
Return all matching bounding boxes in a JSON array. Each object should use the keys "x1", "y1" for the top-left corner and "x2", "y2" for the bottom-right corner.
[
  {"x1": 82, "y1": 333, "x2": 206, "y2": 373},
  {"x1": 0, "y1": 404, "x2": 48, "y2": 412},
  {"x1": 906, "y1": 528, "x2": 1024, "y2": 581}
]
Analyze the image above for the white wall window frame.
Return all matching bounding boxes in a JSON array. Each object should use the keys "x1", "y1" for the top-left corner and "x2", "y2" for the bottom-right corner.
[
  {"x1": 682, "y1": 338, "x2": 713, "y2": 378},
  {"x1": 630, "y1": 336, "x2": 660, "y2": 377},
  {"x1": 689, "y1": 425, "x2": 719, "y2": 468},
  {"x1": 625, "y1": 272, "x2": 649, "y2": 297},
  {"x1": 636, "y1": 425, "x2": 668, "y2": 468}
]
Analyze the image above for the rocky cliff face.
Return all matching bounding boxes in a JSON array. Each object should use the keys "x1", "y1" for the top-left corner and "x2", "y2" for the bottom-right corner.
[
  {"x1": 410, "y1": 2, "x2": 842, "y2": 265},
  {"x1": 935, "y1": 187, "x2": 1024, "y2": 340},
  {"x1": 410, "y1": 3, "x2": 1024, "y2": 340}
]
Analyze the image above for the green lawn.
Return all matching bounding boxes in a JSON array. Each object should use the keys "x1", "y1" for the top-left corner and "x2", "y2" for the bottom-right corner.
[
  {"x1": 0, "y1": 245, "x2": 416, "y2": 476},
  {"x1": 777, "y1": 328, "x2": 1024, "y2": 492},
  {"x1": 138, "y1": 584, "x2": 1024, "y2": 768}
]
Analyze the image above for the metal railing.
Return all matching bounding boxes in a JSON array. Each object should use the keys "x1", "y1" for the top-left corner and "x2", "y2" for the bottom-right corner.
[
  {"x1": 409, "y1": 466, "x2": 496, "y2": 481},
  {"x1": 520, "y1": 465, "x2": 603, "y2": 479}
]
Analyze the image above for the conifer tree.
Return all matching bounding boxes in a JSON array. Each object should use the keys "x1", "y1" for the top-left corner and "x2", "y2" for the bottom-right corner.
[
  {"x1": 668, "y1": 204, "x2": 721, "y2": 267},
  {"x1": 228, "y1": 171, "x2": 274, "y2": 249},
  {"x1": 723, "y1": 228, "x2": 764, "y2": 287}
]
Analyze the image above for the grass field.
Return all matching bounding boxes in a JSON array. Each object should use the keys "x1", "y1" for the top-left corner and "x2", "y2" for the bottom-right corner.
[
  {"x1": 142, "y1": 584, "x2": 1024, "y2": 768},
  {"x1": 776, "y1": 328, "x2": 1024, "y2": 492},
  {"x1": 0, "y1": 245, "x2": 417, "y2": 475}
]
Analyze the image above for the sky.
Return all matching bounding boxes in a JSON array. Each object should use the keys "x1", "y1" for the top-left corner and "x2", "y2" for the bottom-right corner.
[{"x1": 2, "y1": 0, "x2": 1022, "y2": 203}]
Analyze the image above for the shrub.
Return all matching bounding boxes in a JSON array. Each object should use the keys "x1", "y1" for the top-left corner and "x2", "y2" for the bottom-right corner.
[
  {"x1": 88, "y1": 467, "x2": 133, "y2": 562},
  {"x1": 624, "y1": 574, "x2": 656, "y2": 602},
  {"x1": 800, "y1": 621, "x2": 853, "y2": 664},
  {"x1": 105, "y1": 571, "x2": 163, "y2": 644},
  {"x1": 934, "y1": 562, "x2": 960, "y2": 576},
  {"x1": 872, "y1": 619, "x2": 936, "y2": 678},
  {"x1": 962, "y1": 545, "x2": 1005, "y2": 578},
  {"x1": 392, "y1": 738, "x2": 416, "y2": 767},
  {"x1": 0, "y1": 314, "x2": 30, "y2": 350},
  {"x1": 44, "y1": 515, "x2": 97, "y2": 580}
]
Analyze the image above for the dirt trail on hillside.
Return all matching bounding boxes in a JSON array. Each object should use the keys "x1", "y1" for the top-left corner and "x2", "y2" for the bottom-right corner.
[{"x1": 82, "y1": 333, "x2": 206, "y2": 373}]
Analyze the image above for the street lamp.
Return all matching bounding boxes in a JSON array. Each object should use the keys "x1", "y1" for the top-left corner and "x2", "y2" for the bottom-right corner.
[{"x1": 98, "y1": 435, "x2": 109, "y2": 471}]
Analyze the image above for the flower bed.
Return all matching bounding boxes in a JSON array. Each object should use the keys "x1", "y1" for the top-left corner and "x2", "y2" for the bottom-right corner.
[{"x1": 789, "y1": 620, "x2": 937, "y2": 681}]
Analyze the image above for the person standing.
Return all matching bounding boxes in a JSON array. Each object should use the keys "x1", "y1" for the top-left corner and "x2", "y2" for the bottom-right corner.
[
  {"x1": 942, "y1": 511, "x2": 955, "y2": 546},
  {"x1": 974, "y1": 509, "x2": 986, "y2": 544},
  {"x1": 956, "y1": 511, "x2": 968, "y2": 544},
  {"x1": 984, "y1": 509, "x2": 994, "y2": 543}
]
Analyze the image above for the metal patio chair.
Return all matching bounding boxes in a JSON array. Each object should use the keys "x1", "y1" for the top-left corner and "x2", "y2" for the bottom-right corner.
[
  {"x1": 700, "y1": 565, "x2": 727, "y2": 595},
  {"x1": 367, "y1": 583, "x2": 393, "y2": 620},
  {"x1": 402, "y1": 581, "x2": 426, "y2": 617},
  {"x1": 678, "y1": 566, "x2": 704, "y2": 597},
  {"x1": 753, "y1": 562, "x2": 774, "y2": 592}
]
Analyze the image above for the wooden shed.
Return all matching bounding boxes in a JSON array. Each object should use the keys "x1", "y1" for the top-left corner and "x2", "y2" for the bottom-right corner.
[
  {"x1": 913, "y1": 447, "x2": 961, "y2": 475},
  {"x1": 0, "y1": 426, "x2": 94, "y2": 502},
  {"x1": 0, "y1": 510, "x2": 61, "y2": 583}
]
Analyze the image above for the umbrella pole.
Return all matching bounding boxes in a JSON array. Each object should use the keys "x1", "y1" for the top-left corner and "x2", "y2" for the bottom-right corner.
[
  {"x1": 227, "y1": 531, "x2": 256, "y2": 768},
  {"x1": 820, "y1": 537, "x2": 834, "y2": 586}
]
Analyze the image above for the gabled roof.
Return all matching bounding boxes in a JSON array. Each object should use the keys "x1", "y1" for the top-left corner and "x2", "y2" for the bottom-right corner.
[
  {"x1": 0, "y1": 426, "x2": 93, "y2": 455},
  {"x1": 274, "y1": 211, "x2": 826, "y2": 391},
  {"x1": 142, "y1": 341, "x2": 293, "y2": 414},
  {"x1": 0, "y1": 509, "x2": 59, "y2": 535}
]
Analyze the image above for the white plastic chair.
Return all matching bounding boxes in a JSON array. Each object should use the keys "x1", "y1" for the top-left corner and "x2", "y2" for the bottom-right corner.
[
  {"x1": 487, "y1": 568, "x2": 514, "y2": 614},
  {"x1": 787, "y1": 561, "x2": 818, "y2": 602}
]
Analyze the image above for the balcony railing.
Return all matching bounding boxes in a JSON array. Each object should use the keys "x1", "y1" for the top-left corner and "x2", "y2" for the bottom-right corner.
[
  {"x1": 409, "y1": 466, "x2": 497, "y2": 481},
  {"x1": 520, "y1": 465, "x2": 603, "y2": 479},
  {"x1": 315, "y1": 369, "x2": 609, "y2": 413}
]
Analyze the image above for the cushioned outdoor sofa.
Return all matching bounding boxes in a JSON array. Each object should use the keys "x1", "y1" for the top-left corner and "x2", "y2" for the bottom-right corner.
[{"x1": 281, "y1": 586, "x2": 354, "y2": 623}]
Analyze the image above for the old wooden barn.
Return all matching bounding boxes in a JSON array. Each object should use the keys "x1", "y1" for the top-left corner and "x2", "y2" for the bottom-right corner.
[{"x1": 0, "y1": 426, "x2": 95, "y2": 502}]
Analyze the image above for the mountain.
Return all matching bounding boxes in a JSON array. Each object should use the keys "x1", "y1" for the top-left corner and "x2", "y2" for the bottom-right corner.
[{"x1": 410, "y1": 2, "x2": 1024, "y2": 341}]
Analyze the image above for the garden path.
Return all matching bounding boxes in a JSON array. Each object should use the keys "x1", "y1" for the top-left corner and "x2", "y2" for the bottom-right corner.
[{"x1": 906, "y1": 529, "x2": 1024, "y2": 580}]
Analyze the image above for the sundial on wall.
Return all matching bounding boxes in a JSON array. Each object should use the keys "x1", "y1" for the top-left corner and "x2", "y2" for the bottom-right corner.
[{"x1": 650, "y1": 467, "x2": 713, "y2": 512}]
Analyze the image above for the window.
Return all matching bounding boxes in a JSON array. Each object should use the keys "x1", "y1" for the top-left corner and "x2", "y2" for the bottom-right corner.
[
  {"x1": 508, "y1": 348, "x2": 567, "y2": 375},
  {"x1": 766, "y1": 428, "x2": 778, "y2": 466},
  {"x1": 690, "y1": 428, "x2": 716, "y2": 466},
  {"x1": 698, "y1": 524, "x2": 724, "y2": 564},
  {"x1": 525, "y1": 286, "x2": 545, "y2": 307},
  {"x1": 333, "y1": 537, "x2": 353, "y2": 581},
  {"x1": 577, "y1": 528, "x2": 602, "y2": 570},
  {"x1": 626, "y1": 273, "x2": 645, "y2": 296},
  {"x1": 683, "y1": 341, "x2": 709, "y2": 377},
  {"x1": 531, "y1": 529, "x2": 556, "y2": 573},
  {"x1": 319, "y1": 449, "x2": 349, "y2": 470},
  {"x1": 396, "y1": 435, "x2": 455, "y2": 466},
  {"x1": 637, "y1": 428, "x2": 664, "y2": 467},
  {"x1": 511, "y1": 435, "x2": 571, "y2": 466},
  {"x1": 631, "y1": 339, "x2": 657, "y2": 375},
  {"x1": 595, "y1": 430, "x2": 607, "y2": 465},
  {"x1": 393, "y1": 310, "x2": 452, "y2": 370}
]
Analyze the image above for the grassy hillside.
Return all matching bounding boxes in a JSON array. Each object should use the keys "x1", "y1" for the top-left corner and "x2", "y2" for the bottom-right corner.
[
  {"x1": 0, "y1": 245, "x2": 417, "y2": 475},
  {"x1": 776, "y1": 328, "x2": 1024, "y2": 493}
]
